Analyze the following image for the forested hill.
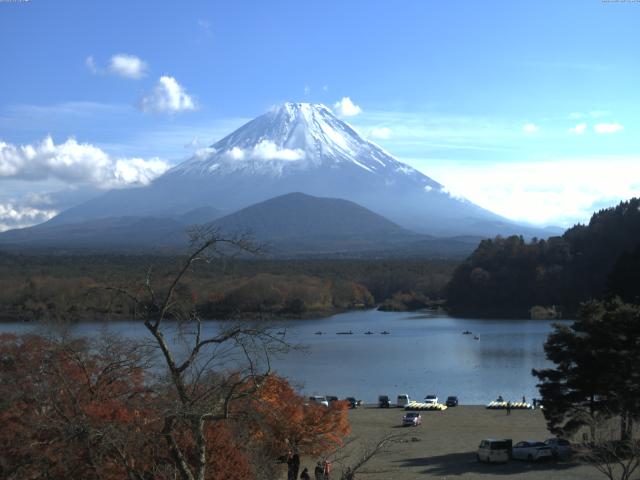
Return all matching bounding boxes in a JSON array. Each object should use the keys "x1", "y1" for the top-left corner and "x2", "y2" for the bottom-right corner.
[{"x1": 445, "y1": 198, "x2": 640, "y2": 318}]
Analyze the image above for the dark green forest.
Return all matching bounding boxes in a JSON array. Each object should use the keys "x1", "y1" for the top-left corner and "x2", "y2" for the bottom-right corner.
[
  {"x1": 446, "y1": 198, "x2": 640, "y2": 317},
  {"x1": 0, "y1": 253, "x2": 455, "y2": 322}
]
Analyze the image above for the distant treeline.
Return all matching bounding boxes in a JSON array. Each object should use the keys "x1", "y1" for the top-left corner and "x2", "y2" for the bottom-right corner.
[
  {"x1": 0, "y1": 254, "x2": 456, "y2": 322},
  {"x1": 446, "y1": 198, "x2": 640, "y2": 318}
]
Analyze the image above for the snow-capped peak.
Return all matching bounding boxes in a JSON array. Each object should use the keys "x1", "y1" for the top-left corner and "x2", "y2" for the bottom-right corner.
[{"x1": 170, "y1": 103, "x2": 437, "y2": 185}]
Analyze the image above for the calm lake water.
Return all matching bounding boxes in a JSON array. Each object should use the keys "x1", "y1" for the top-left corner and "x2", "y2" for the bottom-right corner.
[{"x1": 0, "y1": 309, "x2": 567, "y2": 405}]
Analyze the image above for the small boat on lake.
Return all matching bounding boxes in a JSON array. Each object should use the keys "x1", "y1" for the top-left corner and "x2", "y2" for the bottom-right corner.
[
  {"x1": 380, "y1": 331, "x2": 390, "y2": 335},
  {"x1": 314, "y1": 331, "x2": 323, "y2": 335},
  {"x1": 364, "y1": 331, "x2": 374, "y2": 335},
  {"x1": 336, "y1": 330, "x2": 353, "y2": 335},
  {"x1": 473, "y1": 335, "x2": 480, "y2": 340},
  {"x1": 462, "y1": 330, "x2": 472, "y2": 335}
]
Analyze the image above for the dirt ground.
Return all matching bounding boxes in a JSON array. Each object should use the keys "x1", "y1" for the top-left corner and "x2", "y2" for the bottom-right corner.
[{"x1": 292, "y1": 406, "x2": 603, "y2": 480}]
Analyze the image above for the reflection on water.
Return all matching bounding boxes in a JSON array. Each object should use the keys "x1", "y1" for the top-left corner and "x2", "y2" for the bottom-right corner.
[{"x1": 0, "y1": 309, "x2": 568, "y2": 405}]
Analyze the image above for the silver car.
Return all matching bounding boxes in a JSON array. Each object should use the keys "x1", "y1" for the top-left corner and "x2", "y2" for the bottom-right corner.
[
  {"x1": 544, "y1": 438, "x2": 572, "y2": 459},
  {"x1": 512, "y1": 441, "x2": 553, "y2": 462}
]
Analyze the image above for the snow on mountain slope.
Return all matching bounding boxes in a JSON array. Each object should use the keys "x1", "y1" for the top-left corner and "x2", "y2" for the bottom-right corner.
[
  {"x1": 169, "y1": 102, "x2": 438, "y2": 187},
  {"x1": 45, "y1": 102, "x2": 527, "y2": 237}
]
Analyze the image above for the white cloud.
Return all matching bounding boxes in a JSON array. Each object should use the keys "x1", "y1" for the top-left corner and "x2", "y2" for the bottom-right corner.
[
  {"x1": 140, "y1": 76, "x2": 196, "y2": 114},
  {"x1": 594, "y1": 122, "x2": 623, "y2": 134},
  {"x1": 0, "y1": 202, "x2": 57, "y2": 232},
  {"x1": 304, "y1": 85, "x2": 311, "y2": 96},
  {"x1": 193, "y1": 146, "x2": 217, "y2": 159},
  {"x1": 85, "y1": 55, "x2": 99, "y2": 74},
  {"x1": 223, "y1": 140, "x2": 305, "y2": 162},
  {"x1": 185, "y1": 136, "x2": 201, "y2": 149},
  {"x1": 108, "y1": 54, "x2": 148, "y2": 79},
  {"x1": 86, "y1": 54, "x2": 148, "y2": 79},
  {"x1": 369, "y1": 126, "x2": 392, "y2": 139},
  {"x1": 421, "y1": 156, "x2": 640, "y2": 226},
  {"x1": 522, "y1": 123, "x2": 539, "y2": 134},
  {"x1": 0, "y1": 136, "x2": 169, "y2": 188},
  {"x1": 333, "y1": 97, "x2": 362, "y2": 117},
  {"x1": 569, "y1": 123, "x2": 587, "y2": 134}
]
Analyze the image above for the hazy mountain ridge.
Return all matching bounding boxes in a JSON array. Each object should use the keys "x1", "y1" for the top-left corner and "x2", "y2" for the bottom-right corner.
[
  {"x1": 0, "y1": 103, "x2": 559, "y2": 254},
  {"x1": 44, "y1": 103, "x2": 520, "y2": 237}
]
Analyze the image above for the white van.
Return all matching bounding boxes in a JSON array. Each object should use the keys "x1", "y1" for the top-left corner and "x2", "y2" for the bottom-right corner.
[
  {"x1": 309, "y1": 395, "x2": 329, "y2": 407},
  {"x1": 477, "y1": 438, "x2": 512, "y2": 464},
  {"x1": 397, "y1": 394, "x2": 411, "y2": 408}
]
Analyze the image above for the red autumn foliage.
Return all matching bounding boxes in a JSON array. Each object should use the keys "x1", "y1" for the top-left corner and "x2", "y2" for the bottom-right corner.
[
  {"x1": 0, "y1": 334, "x2": 350, "y2": 480},
  {"x1": 0, "y1": 334, "x2": 253, "y2": 480},
  {"x1": 246, "y1": 375, "x2": 351, "y2": 457}
]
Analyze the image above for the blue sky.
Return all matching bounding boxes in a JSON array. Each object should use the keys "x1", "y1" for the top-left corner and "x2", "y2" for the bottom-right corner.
[{"x1": 0, "y1": 0, "x2": 639, "y2": 230}]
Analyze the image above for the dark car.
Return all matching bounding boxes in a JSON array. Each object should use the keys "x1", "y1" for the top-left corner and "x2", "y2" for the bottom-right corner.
[
  {"x1": 344, "y1": 397, "x2": 359, "y2": 409},
  {"x1": 378, "y1": 395, "x2": 391, "y2": 408},
  {"x1": 446, "y1": 396, "x2": 459, "y2": 407}
]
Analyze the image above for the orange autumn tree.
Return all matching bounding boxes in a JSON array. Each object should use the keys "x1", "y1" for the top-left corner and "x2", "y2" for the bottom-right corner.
[
  {"x1": 246, "y1": 376, "x2": 351, "y2": 457},
  {"x1": 0, "y1": 333, "x2": 255, "y2": 480},
  {"x1": 0, "y1": 333, "x2": 160, "y2": 480}
]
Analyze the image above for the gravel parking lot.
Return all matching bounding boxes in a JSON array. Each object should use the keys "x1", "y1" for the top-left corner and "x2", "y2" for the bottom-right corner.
[{"x1": 293, "y1": 406, "x2": 602, "y2": 480}]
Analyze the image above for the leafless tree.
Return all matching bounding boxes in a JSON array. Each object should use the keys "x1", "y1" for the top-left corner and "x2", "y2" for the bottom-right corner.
[
  {"x1": 108, "y1": 226, "x2": 285, "y2": 480},
  {"x1": 329, "y1": 433, "x2": 407, "y2": 479},
  {"x1": 577, "y1": 413, "x2": 640, "y2": 480}
]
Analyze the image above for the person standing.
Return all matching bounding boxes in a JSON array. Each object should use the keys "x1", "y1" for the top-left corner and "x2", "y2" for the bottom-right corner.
[
  {"x1": 314, "y1": 462, "x2": 324, "y2": 480},
  {"x1": 506, "y1": 401, "x2": 512, "y2": 415},
  {"x1": 291, "y1": 453, "x2": 300, "y2": 480},
  {"x1": 300, "y1": 467, "x2": 311, "y2": 480},
  {"x1": 323, "y1": 459, "x2": 332, "y2": 479},
  {"x1": 287, "y1": 453, "x2": 295, "y2": 480}
]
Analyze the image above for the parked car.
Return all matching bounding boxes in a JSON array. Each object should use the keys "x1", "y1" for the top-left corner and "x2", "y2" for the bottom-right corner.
[
  {"x1": 477, "y1": 438, "x2": 512, "y2": 464},
  {"x1": 309, "y1": 395, "x2": 329, "y2": 407},
  {"x1": 446, "y1": 396, "x2": 459, "y2": 407},
  {"x1": 402, "y1": 412, "x2": 422, "y2": 426},
  {"x1": 378, "y1": 395, "x2": 391, "y2": 408},
  {"x1": 325, "y1": 395, "x2": 339, "y2": 404},
  {"x1": 424, "y1": 395, "x2": 438, "y2": 404},
  {"x1": 344, "y1": 397, "x2": 359, "y2": 409},
  {"x1": 397, "y1": 394, "x2": 411, "y2": 408},
  {"x1": 544, "y1": 438, "x2": 572, "y2": 459},
  {"x1": 512, "y1": 441, "x2": 553, "y2": 462}
]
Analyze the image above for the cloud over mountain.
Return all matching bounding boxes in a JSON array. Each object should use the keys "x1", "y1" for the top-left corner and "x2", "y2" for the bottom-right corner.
[
  {"x1": 0, "y1": 136, "x2": 169, "y2": 187},
  {"x1": 333, "y1": 97, "x2": 362, "y2": 117},
  {"x1": 140, "y1": 76, "x2": 196, "y2": 114}
]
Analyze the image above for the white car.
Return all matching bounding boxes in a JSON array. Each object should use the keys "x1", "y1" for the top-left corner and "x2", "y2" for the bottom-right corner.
[
  {"x1": 424, "y1": 395, "x2": 438, "y2": 404},
  {"x1": 397, "y1": 394, "x2": 411, "y2": 408},
  {"x1": 402, "y1": 412, "x2": 422, "y2": 426},
  {"x1": 512, "y1": 441, "x2": 553, "y2": 462},
  {"x1": 544, "y1": 438, "x2": 572, "y2": 459},
  {"x1": 477, "y1": 439, "x2": 511, "y2": 464},
  {"x1": 309, "y1": 395, "x2": 329, "y2": 407}
]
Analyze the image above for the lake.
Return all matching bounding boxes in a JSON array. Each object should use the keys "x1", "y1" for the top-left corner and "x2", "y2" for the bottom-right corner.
[{"x1": 0, "y1": 309, "x2": 566, "y2": 405}]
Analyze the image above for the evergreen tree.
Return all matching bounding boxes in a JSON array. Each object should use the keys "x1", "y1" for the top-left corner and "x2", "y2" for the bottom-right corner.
[{"x1": 533, "y1": 300, "x2": 640, "y2": 441}]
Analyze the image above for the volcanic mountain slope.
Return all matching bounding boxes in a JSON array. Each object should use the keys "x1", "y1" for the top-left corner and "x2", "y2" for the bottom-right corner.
[
  {"x1": 0, "y1": 192, "x2": 482, "y2": 257},
  {"x1": 44, "y1": 102, "x2": 526, "y2": 237}
]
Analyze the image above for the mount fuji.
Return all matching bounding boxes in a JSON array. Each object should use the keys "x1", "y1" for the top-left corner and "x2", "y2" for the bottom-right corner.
[{"x1": 0, "y1": 103, "x2": 555, "y2": 253}]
